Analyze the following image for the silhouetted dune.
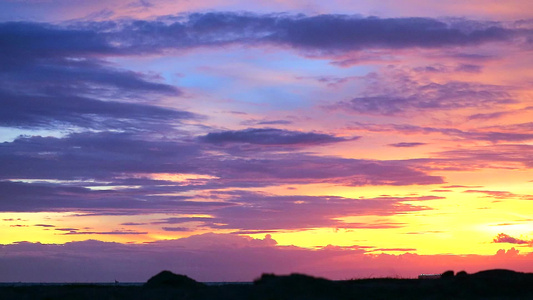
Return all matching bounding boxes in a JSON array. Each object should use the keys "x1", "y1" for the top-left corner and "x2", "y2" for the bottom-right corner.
[
  {"x1": 1, "y1": 269, "x2": 532, "y2": 299},
  {"x1": 144, "y1": 270, "x2": 205, "y2": 289}
]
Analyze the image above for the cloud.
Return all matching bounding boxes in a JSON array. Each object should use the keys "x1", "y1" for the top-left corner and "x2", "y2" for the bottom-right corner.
[
  {"x1": 463, "y1": 190, "x2": 533, "y2": 200},
  {"x1": 468, "y1": 111, "x2": 512, "y2": 120},
  {"x1": 255, "y1": 120, "x2": 293, "y2": 125},
  {"x1": 455, "y1": 63, "x2": 483, "y2": 73},
  {"x1": 0, "y1": 180, "x2": 232, "y2": 213},
  {"x1": 0, "y1": 131, "x2": 444, "y2": 190},
  {"x1": 350, "y1": 122, "x2": 533, "y2": 143},
  {"x1": 106, "y1": 13, "x2": 519, "y2": 53},
  {"x1": 0, "y1": 22, "x2": 192, "y2": 131},
  {"x1": 435, "y1": 144, "x2": 533, "y2": 169},
  {"x1": 199, "y1": 128, "x2": 354, "y2": 146},
  {"x1": 63, "y1": 229, "x2": 148, "y2": 235},
  {"x1": 155, "y1": 191, "x2": 440, "y2": 231},
  {"x1": 34, "y1": 224, "x2": 55, "y2": 228},
  {"x1": 493, "y1": 233, "x2": 532, "y2": 245},
  {"x1": 1, "y1": 13, "x2": 524, "y2": 59},
  {"x1": 0, "y1": 91, "x2": 196, "y2": 130},
  {"x1": 0, "y1": 234, "x2": 532, "y2": 282},
  {"x1": 388, "y1": 142, "x2": 427, "y2": 148},
  {"x1": 162, "y1": 226, "x2": 193, "y2": 232},
  {"x1": 210, "y1": 154, "x2": 444, "y2": 187},
  {"x1": 332, "y1": 78, "x2": 515, "y2": 116}
]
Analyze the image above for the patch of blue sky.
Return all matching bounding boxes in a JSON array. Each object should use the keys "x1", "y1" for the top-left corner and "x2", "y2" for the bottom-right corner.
[
  {"x1": 0, "y1": 127, "x2": 70, "y2": 143},
  {"x1": 229, "y1": 86, "x2": 308, "y2": 111},
  {"x1": 109, "y1": 47, "x2": 374, "y2": 112},
  {"x1": 112, "y1": 47, "x2": 372, "y2": 84}
]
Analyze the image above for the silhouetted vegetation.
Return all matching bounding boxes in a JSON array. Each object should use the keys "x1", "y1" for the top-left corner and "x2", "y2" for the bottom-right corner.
[{"x1": 1, "y1": 269, "x2": 532, "y2": 299}]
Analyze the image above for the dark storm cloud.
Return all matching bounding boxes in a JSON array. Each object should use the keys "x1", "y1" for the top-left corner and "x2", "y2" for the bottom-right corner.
[{"x1": 199, "y1": 128, "x2": 353, "y2": 146}]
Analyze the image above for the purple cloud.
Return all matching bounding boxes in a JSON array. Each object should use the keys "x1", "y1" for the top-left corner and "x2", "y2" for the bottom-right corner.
[
  {"x1": 0, "y1": 91, "x2": 196, "y2": 130},
  {"x1": 199, "y1": 128, "x2": 354, "y2": 146},
  {"x1": 436, "y1": 144, "x2": 533, "y2": 169},
  {"x1": 255, "y1": 120, "x2": 293, "y2": 125},
  {"x1": 162, "y1": 227, "x2": 194, "y2": 232},
  {"x1": 108, "y1": 13, "x2": 518, "y2": 53},
  {"x1": 468, "y1": 111, "x2": 512, "y2": 120},
  {"x1": 388, "y1": 142, "x2": 427, "y2": 148},
  {"x1": 0, "y1": 180, "x2": 232, "y2": 213},
  {"x1": 455, "y1": 63, "x2": 483, "y2": 73},
  {"x1": 333, "y1": 80, "x2": 515, "y2": 116},
  {"x1": 63, "y1": 230, "x2": 148, "y2": 235},
  {"x1": 493, "y1": 233, "x2": 531, "y2": 245},
  {"x1": 155, "y1": 191, "x2": 440, "y2": 231},
  {"x1": 1, "y1": 234, "x2": 532, "y2": 282},
  {"x1": 0, "y1": 14, "x2": 524, "y2": 61},
  {"x1": 0, "y1": 131, "x2": 443, "y2": 189},
  {"x1": 351, "y1": 122, "x2": 533, "y2": 143}
]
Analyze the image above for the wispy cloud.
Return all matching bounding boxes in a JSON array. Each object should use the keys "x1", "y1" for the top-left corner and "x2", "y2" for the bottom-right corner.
[{"x1": 493, "y1": 233, "x2": 532, "y2": 245}]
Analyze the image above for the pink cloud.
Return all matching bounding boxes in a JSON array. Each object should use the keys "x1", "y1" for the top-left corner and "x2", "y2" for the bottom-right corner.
[{"x1": 1, "y1": 234, "x2": 532, "y2": 282}]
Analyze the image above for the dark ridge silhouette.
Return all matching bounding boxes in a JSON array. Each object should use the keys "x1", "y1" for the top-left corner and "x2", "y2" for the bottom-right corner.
[
  {"x1": 253, "y1": 273, "x2": 340, "y2": 299},
  {"x1": 441, "y1": 270, "x2": 455, "y2": 279},
  {"x1": 0, "y1": 269, "x2": 532, "y2": 299},
  {"x1": 144, "y1": 270, "x2": 205, "y2": 289},
  {"x1": 470, "y1": 268, "x2": 529, "y2": 279}
]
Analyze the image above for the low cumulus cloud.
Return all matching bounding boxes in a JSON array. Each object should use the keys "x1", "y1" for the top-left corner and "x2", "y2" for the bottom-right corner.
[{"x1": 1, "y1": 233, "x2": 532, "y2": 282}]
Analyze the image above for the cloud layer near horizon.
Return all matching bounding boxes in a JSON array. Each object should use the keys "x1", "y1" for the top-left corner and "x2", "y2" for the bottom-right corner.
[{"x1": 1, "y1": 233, "x2": 532, "y2": 282}]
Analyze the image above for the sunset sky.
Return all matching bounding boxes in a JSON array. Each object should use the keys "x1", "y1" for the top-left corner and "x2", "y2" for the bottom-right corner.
[{"x1": 0, "y1": 0, "x2": 532, "y2": 282}]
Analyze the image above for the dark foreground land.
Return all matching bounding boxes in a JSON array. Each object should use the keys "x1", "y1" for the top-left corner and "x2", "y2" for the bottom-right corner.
[{"x1": 1, "y1": 269, "x2": 533, "y2": 300}]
